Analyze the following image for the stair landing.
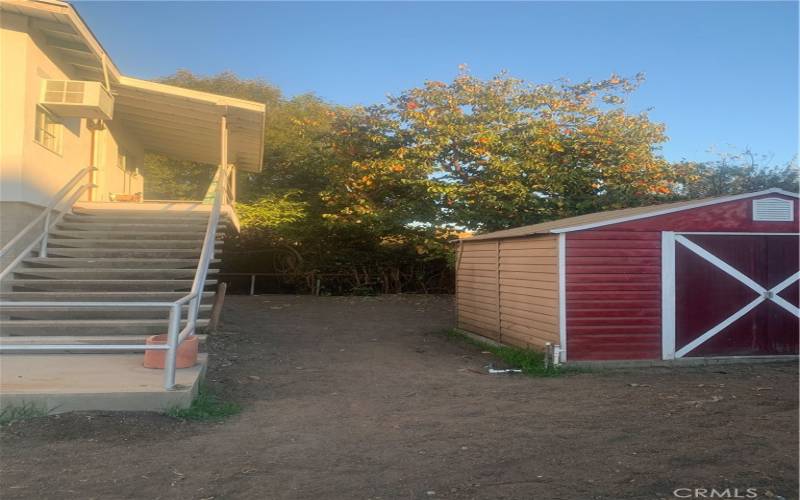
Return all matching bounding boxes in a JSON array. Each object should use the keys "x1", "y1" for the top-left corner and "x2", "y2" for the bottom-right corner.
[
  {"x1": 73, "y1": 201, "x2": 213, "y2": 214},
  {"x1": 0, "y1": 354, "x2": 207, "y2": 413}
]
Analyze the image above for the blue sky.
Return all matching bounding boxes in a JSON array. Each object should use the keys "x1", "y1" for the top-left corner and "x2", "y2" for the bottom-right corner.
[{"x1": 76, "y1": 1, "x2": 798, "y2": 165}]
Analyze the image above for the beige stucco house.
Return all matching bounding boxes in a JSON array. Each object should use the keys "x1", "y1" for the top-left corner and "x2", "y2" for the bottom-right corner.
[
  {"x1": 0, "y1": 0, "x2": 265, "y2": 244},
  {"x1": 0, "y1": 0, "x2": 267, "y2": 411}
]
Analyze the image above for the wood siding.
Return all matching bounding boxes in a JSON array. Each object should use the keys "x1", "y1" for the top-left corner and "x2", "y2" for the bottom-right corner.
[
  {"x1": 456, "y1": 235, "x2": 559, "y2": 349},
  {"x1": 565, "y1": 230, "x2": 662, "y2": 360}
]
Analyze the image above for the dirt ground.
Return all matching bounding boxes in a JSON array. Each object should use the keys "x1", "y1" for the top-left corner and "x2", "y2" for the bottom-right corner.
[{"x1": 1, "y1": 295, "x2": 797, "y2": 500}]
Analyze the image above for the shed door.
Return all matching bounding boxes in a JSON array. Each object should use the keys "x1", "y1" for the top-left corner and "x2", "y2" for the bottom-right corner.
[{"x1": 673, "y1": 234, "x2": 799, "y2": 357}]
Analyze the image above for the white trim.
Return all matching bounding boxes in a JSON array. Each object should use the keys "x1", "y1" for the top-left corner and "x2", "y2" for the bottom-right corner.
[
  {"x1": 675, "y1": 297, "x2": 765, "y2": 358},
  {"x1": 557, "y1": 233, "x2": 567, "y2": 362},
  {"x1": 118, "y1": 76, "x2": 266, "y2": 112},
  {"x1": 770, "y1": 271, "x2": 800, "y2": 318},
  {"x1": 772, "y1": 271, "x2": 800, "y2": 294},
  {"x1": 675, "y1": 235, "x2": 766, "y2": 294},
  {"x1": 661, "y1": 232, "x2": 676, "y2": 360},
  {"x1": 771, "y1": 295, "x2": 800, "y2": 318},
  {"x1": 551, "y1": 189, "x2": 799, "y2": 234},
  {"x1": 676, "y1": 232, "x2": 799, "y2": 236}
]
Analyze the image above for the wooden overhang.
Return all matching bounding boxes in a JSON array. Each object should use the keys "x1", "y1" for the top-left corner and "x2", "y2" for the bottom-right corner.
[
  {"x1": 2, "y1": 0, "x2": 266, "y2": 172},
  {"x1": 114, "y1": 77, "x2": 265, "y2": 172},
  {"x1": 1, "y1": 0, "x2": 122, "y2": 82}
]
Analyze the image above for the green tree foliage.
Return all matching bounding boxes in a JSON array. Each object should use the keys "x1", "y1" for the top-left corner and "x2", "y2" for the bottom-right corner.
[
  {"x1": 673, "y1": 150, "x2": 798, "y2": 199},
  {"x1": 145, "y1": 69, "x2": 794, "y2": 294},
  {"x1": 154, "y1": 71, "x2": 453, "y2": 293},
  {"x1": 141, "y1": 154, "x2": 215, "y2": 200},
  {"x1": 340, "y1": 69, "x2": 677, "y2": 232}
]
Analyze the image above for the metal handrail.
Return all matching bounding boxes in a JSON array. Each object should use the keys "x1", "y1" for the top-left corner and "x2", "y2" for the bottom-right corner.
[
  {"x1": 0, "y1": 163, "x2": 231, "y2": 389},
  {"x1": 187, "y1": 165, "x2": 227, "y2": 326},
  {"x1": 0, "y1": 181, "x2": 94, "y2": 282},
  {"x1": 0, "y1": 167, "x2": 94, "y2": 260}
]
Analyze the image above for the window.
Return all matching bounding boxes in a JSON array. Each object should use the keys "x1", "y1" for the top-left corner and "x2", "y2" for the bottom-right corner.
[{"x1": 34, "y1": 105, "x2": 62, "y2": 154}]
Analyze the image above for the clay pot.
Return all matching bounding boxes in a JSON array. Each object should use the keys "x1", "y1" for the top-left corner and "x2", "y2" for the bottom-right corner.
[{"x1": 143, "y1": 334, "x2": 199, "y2": 369}]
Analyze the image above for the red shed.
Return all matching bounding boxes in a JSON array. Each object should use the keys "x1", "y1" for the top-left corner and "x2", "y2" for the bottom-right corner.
[{"x1": 455, "y1": 188, "x2": 799, "y2": 362}]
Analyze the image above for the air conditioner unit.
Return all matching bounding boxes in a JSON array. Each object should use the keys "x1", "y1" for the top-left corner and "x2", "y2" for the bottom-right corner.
[{"x1": 40, "y1": 80, "x2": 114, "y2": 120}]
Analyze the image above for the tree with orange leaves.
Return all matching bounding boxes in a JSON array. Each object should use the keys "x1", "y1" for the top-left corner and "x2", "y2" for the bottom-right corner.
[{"x1": 343, "y1": 69, "x2": 681, "y2": 231}]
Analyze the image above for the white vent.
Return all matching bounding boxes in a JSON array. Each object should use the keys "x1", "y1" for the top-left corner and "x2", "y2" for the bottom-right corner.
[
  {"x1": 752, "y1": 198, "x2": 794, "y2": 222},
  {"x1": 40, "y1": 80, "x2": 114, "y2": 120}
]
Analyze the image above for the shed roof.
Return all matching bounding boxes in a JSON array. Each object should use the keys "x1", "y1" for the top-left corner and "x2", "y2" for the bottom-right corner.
[{"x1": 466, "y1": 188, "x2": 799, "y2": 241}]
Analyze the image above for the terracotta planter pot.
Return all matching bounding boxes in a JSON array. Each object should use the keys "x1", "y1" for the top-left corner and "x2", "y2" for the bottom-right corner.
[{"x1": 143, "y1": 334, "x2": 199, "y2": 369}]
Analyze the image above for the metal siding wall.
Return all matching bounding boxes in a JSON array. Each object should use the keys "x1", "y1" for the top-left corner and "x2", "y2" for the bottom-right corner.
[
  {"x1": 456, "y1": 240, "x2": 500, "y2": 339},
  {"x1": 563, "y1": 195, "x2": 798, "y2": 361},
  {"x1": 456, "y1": 235, "x2": 560, "y2": 348},
  {"x1": 498, "y1": 236, "x2": 560, "y2": 348},
  {"x1": 565, "y1": 231, "x2": 662, "y2": 360}
]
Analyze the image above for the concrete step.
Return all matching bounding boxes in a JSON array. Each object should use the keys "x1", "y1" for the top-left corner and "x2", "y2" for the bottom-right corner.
[
  {"x1": 50, "y1": 230, "x2": 207, "y2": 240},
  {"x1": 0, "y1": 354, "x2": 206, "y2": 414},
  {"x1": 0, "y1": 318, "x2": 210, "y2": 336},
  {"x1": 69, "y1": 211, "x2": 212, "y2": 224},
  {"x1": 3, "y1": 279, "x2": 216, "y2": 292},
  {"x1": 22, "y1": 258, "x2": 217, "y2": 269},
  {"x1": 0, "y1": 304, "x2": 212, "y2": 320},
  {"x1": 11, "y1": 268, "x2": 217, "y2": 280},
  {"x1": 58, "y1": 220, "x2": 208, "y2": 233},
  {"x1": 0, "y1": 291, "x2": 215, "y2": 301},
  {"x1": 38, "y1": 248, "x2": 217, "y2": 258},
  {"x1": 47, "y1": 239, "x2": 222, "y2": 249},
  {"x1": 63, "y1": 214, "x2": 212, "y2": 224},
  {"x1": 73, "y1": 206, "x2": 212, "y2": 217}
]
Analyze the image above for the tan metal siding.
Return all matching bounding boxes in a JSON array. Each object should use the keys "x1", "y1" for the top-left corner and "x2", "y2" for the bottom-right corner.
[
  {"x1": 499, "y1": 235, "x2": 560, "y2": 349},
  {"x1": 456, "y1": 235, "x2": 560, "y2": 349},
  {"x1": 456, "y1": 240, "x2": 500, "y2": 339}
]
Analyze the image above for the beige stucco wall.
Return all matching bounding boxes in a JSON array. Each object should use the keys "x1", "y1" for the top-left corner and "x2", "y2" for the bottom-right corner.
[
  {"x1": 95, "y1": 119, "x2": 145, "y2": 200},
  {"x1": 0, "y1": 12, "x2": 28, "y2": 205},
  {"x1": 0, "y1": 11, "x2": 145, "y2": 215},
  {"x1": 0, "y1": 201, "x2": 46, "y2": 263}
]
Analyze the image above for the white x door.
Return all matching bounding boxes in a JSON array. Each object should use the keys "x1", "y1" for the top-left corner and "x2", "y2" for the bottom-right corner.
[{"x1": 662, "y1": 232, "x2": 800, "y2": 359}]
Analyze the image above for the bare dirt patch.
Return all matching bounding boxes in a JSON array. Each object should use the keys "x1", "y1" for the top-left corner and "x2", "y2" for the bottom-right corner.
[{"x1": 1, "y1": 295, "x2": 797, "y2": 499}]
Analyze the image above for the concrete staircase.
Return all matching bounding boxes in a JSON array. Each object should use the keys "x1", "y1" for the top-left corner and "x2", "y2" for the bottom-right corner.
[{"x1": 0, "y1": 205, "x2": 225, "y2": 343}]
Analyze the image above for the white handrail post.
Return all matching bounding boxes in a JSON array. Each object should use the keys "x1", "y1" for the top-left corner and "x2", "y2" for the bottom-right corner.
[
  {"x1": 220, "y1": 115, "x2": 228, "y2": 205},
  {"x1": 38, "y1": 210, "x2": 51, "y2": 257},
  {"x1": 230, "y1": 165, "x2": 236, "y2": 204},
  {"x1": 188, "y1": 295, "x2": 199, "y2": 332},
  {"x1": 163, "y1": 303, "x2": 181, "y2": 390}
]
